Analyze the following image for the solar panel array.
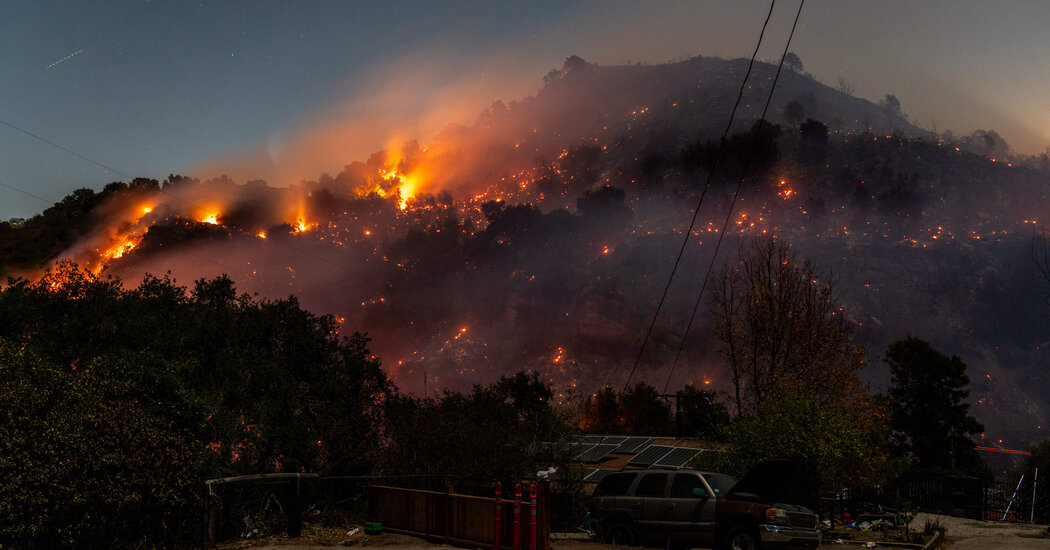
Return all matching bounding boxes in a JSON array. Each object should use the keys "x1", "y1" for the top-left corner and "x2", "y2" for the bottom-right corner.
[
  {"x1": 577, "y1": 443, "x2": 621, "y2": 463},
  {"x1": 565, "y1": 435, "x2": 705, "y2": 472},
  {"x1": 626, "y1": 445, "x2": 701, "y2": 468},
  {"x1": 584, "y1": 469, "x2": 615, "y2": 482},
  {"x1": 652, "y1": 447, "x2": 701, "y2": 467},
  {"x1": 614, "y1": 437, "x2": 655, "y2": 454},
  {"x1": 627, "y1": 444, "x2": 677, "y2": 466}
]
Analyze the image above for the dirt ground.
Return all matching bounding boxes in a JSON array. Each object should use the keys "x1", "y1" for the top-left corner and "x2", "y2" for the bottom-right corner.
[
  {"x1": 916, "y1": 513, "x2": 1050, "y2": 550},
  {"x1": 240, "y1": 516, "x2": 1050, "y2": 550}
]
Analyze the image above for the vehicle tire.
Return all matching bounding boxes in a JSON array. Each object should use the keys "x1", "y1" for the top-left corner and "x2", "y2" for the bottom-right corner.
[
  {"x1": 605, "y1": 523, "x2": 636, "y2": 546},
  {"x1": 723, "y1": 526, "x2": 761, "y2": 550}
]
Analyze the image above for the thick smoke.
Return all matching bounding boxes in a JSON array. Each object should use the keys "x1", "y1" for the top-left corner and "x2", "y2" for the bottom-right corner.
[{"x1": 53, "y1": 56, "x2": 1050, "y2": 450}]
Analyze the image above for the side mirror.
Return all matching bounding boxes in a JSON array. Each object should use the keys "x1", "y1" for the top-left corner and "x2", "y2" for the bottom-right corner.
[{"x1": 691, "y1": 487, "x2": 709, "y2": 498}]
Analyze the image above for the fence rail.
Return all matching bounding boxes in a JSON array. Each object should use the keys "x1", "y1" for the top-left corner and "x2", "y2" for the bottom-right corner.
[
  {"x1": 841, "y1": 472, "x2": 1048, "y2": 524},
  {"x1": 368, "y1": 482, "x2": 551, "y2": 550}
]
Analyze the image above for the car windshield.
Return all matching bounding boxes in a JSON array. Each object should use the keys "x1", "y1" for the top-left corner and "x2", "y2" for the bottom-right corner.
[{"x1": 702, "y1": 473, "x2": 737, "y2": 495}]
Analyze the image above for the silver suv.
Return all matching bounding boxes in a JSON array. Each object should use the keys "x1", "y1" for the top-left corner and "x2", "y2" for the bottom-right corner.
[{"x1": 588, "y1": 462, "x2": 820, "y2": 549}]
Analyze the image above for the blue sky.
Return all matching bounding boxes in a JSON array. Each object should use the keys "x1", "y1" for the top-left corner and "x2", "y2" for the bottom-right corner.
[{"x1": 2, "y1": 0, "x2": 1048, "y2": 221}]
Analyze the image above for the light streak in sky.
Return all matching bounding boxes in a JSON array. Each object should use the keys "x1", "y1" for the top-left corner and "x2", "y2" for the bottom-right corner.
[{"x1": 46, "y1": 49, "x2": 83, "y2": 69}]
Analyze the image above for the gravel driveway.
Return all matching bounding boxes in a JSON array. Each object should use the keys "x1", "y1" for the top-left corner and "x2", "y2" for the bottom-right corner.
[{"x1": 915, "y1": 513, "x2": 1049, "y2": 550}]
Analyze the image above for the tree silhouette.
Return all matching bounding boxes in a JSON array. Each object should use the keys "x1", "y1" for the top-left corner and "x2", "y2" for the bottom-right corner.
[
  {"x1": 783, "y1": 52, "x2": 803, "y2": 73},
  {"x1": 712, "y1": 236, "x2": 866, "y2": 415},
  {"x1": 885, "y1": 337, "x2": 987, "y2": 476}
]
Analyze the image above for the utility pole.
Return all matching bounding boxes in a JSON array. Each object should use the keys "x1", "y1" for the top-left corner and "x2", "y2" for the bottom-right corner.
[{"x1": 1031, "y1": 468, "x2": 1039, "y2": 524}]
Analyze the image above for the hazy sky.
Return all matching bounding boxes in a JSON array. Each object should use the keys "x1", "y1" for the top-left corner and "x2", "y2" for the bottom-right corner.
[{"x1": 2, "y1": 0, "x2": 1048, "y2": 221}]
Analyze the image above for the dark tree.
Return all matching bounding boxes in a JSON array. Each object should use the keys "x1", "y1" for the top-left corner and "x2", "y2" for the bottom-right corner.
[
  {"x1": 886, "y1": 337, "x2": 987, "y2": 475},
  {"x1": 784, "y1": 99, "x2": 805, "y2": 127},
  {"x1": 578, "y1": 383, "x2": 672, "y2": 435},
  {"x1": 783, "y1": 52, "x2": 803, "y2": 73},
  {"x1": 378, "y1": 371, "x2": 571, "y2": 480},
  {"x1": 879, "y1": 94, "x2": 901, "y2": 113},
  {"x1": 676, "y1": 385, "x2": 730, "y2": 441},
  {"x1": 798, "y1": 118, "x2": 829, "y2": 163},
  {"x1": 712, "y1": 236, "x2": 868, "y2": 416}
]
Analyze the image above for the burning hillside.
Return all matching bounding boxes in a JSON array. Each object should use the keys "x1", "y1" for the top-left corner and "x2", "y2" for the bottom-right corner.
[{"x1": 5, "y1": 55, "x2": 1050, "y2": 449}]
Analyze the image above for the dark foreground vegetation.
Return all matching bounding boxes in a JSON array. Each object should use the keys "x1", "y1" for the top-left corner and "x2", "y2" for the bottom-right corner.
[{"x1": 5, "y1": 242, "x2": 1046, "y2": 547}]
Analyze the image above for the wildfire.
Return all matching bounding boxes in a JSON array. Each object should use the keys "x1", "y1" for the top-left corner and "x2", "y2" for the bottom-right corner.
[
  {"x1": 201, "y1": 213, "x2": 219, "y2": 225},
  {"x1": 101, "y1": 234, "x2": 144, "y2": 264}
]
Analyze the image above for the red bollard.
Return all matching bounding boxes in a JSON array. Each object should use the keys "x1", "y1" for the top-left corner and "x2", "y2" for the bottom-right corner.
[
  {"x1": 494, "y1": 482, "x2": 502, "y2": 550},
  {"x1": 528, "y1": 484, "x2": 538, "y2": 550},
  {"x1": 512, "y1": 483, "x2": 522, "y2": 550}
]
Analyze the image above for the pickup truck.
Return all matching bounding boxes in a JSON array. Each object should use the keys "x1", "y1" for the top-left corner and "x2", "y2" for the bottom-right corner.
[{"x1": 588, "y1": 461, "x2": 820, "y2": 550}]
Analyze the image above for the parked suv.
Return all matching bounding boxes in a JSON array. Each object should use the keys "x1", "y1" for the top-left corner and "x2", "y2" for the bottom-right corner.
[{"x1": 588, "y1": 461, "x2": 820, "y2": 549}]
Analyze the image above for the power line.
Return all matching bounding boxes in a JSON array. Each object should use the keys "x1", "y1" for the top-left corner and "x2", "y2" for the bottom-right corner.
[
  {"x1": 663, "y1": 0, "x2": 806, "y2": 393},
  {"x1": 0, "y1": 176, "x2": 57, "y2": 208},
  {"x1": 0, "y1": 118, "x2": 133, "y2": 180},
  {"x1": 0, "y1": 117, "x2": 350, "y2": 273},
  {"x1": 623, "y1": 0, "x2": 778, "y2": 392}
]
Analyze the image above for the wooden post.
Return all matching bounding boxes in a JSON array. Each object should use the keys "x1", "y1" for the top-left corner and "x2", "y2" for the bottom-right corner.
[
  {"x1": 444, "y1": 483, "x2": 453, "y2": 543},
  {"x1": 207, "y1": 483, "x2": 218, "y2": 545},
  {"x1": 286, "y1": 474, "x2": 303, "y2": 537}
]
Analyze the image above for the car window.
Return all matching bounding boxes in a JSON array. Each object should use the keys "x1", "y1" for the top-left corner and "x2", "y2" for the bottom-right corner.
[
  {"x1": 670, "y1": 473, "x2": 707, "y2": 498},
  {"x1": 594, "y1": 472, "x2": 636, "y2": 496},
  {"x1": 635, "y1": 473, "x2": 669, "y2": 497},
  {"x1": 702, "y1": 473, "x2": 737, "y2": 495}
]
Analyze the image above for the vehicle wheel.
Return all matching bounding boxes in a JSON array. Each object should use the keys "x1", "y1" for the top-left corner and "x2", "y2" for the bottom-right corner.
[
  {"x1": 723, "y1": 526, "x2": 761, "y2": 550},
  {"x1": 605, "y1": 523, "x2": 636, "y2": 546}
]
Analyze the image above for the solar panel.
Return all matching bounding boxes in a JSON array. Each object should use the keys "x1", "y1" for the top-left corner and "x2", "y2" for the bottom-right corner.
[
  {"x1": 575, "y1": 468, "x2": 597, "y2": 481},
  {"x1": 584, "y1": 469, "x2": 615, "y2": 482},
  {"x1": 599, "y1": 436, "x2": 628, "y2": 445},
  {"x1": 627, "y1": 444, "x2": 676, "y2": 466},
  {"x1": 651, "y1": 447, "x2": 701, "y2": 468},
  {"x1": 614, "y1": 437, "x2": 655, "y2": 454},
  {"x1": 580, "y1": 435, "x2": 604, "y2": 444},
  {"x1": 578, "y1": 443, "x2": 620, "y2": 463},
  {"x1": 573, "y1": 443, "x2": 597, "y2": 457}
]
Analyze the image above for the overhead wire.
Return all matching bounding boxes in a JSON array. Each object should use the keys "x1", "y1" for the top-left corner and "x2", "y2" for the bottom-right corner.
[
  {"x1": 663, "y1": 0, "x2": 806, "y2": 393},
  {"x1": 0, "y1": 176, "x2": 58, "y2": 208},
  {"x1": 623, "y1": 0, "x2": 778, "y2": 392}
]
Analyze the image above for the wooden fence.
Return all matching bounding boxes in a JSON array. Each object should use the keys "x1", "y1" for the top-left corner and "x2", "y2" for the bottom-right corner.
[{"x1": 368, "y1": 482, "x2": 550, "y2": 550}]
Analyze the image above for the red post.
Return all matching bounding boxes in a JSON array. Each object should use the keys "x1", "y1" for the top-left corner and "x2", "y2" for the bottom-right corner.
[
  {"x1": 494, "y1": 482, "x2": 502, "y2": 550},
  {"x1": 528, "y1": 484, "x2": 538, "y2": 550},
  {"x1": 512, "y1": 483, "x2": 522, "y2": 550}
]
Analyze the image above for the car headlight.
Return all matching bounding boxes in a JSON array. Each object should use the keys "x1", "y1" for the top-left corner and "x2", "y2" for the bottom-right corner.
[{"x1": 765, "y1": 507, "x2": 789, "y2": 525}]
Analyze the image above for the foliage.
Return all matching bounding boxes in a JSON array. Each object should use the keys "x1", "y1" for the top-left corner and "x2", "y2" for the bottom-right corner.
[
  {"x1": 0, "y1": 262, "x2": 391, "y2": 547},
  {"x1": 676, "y1": 385, "x2": 731, "y2": 441},
  {"x1": 691, "y1": 393, "x2": 882, "y2": 505},
  {"x1": 0, "y1": 341, "x2": 203, "y2": 548},
  {"x1": 578, "y1": 382, "x2": 672, "y2": 436},
  {"x1": 376, "y1": 371, "x2": 572, "y2": 481},
  {"x1": 712, "y1": 236, "x2": 868, "y2": 415},
  {"x1": 885, "y1": 337, "x2": 988, "y2": 477}
]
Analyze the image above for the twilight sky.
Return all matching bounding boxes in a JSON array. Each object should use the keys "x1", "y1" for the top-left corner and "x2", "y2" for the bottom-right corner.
[{"x1": 2, "y1": 0, "x2": 1048, "y2": 221}]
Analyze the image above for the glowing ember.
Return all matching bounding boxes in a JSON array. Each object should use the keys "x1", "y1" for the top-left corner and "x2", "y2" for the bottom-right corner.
[
  {"x1": 257, "y1": 231, "x2": 267, "y2": 239},
  {"x1": 201, "y1": 213, "x2": 219, "y2": 225}
]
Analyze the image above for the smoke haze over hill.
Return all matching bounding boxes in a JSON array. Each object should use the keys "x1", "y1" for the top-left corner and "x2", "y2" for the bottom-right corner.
[{"x1": 4, "y1": 55, "x2": 1050, "y2": 454}]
